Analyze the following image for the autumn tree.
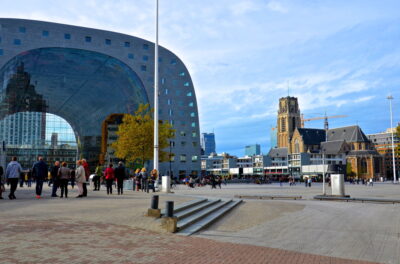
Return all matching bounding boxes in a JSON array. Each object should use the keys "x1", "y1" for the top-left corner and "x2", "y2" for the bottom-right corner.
[{"x1": 111, "y1": 104, "x2": 175, "y2": 167}]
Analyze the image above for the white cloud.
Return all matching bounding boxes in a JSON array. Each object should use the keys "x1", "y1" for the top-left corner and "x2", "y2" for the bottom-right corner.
[{"x1": 266, "y1": 1, "x2": 288, "y2": 14}]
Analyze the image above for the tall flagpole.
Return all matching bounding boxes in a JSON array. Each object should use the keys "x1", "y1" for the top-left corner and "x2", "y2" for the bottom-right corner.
[
  {"x1": 153, "y1": 0, "x2": 159, "y2": 172},
  {"x1": 387, "y1": 95, "x2": 397, "y2": 183}
]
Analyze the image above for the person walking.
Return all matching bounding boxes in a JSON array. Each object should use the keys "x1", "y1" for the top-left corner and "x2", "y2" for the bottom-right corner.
[
  {"x1": 5, "y1": 157, "x2": 22, "y2": 200},
  {"x1": 32, "y1": 156, "x2": 48, "y2": 199},
  {"x1": 70, "y1": 168, "x2": 75, "y2": 189},
  {"x1": 75, "y1": 160, "x2": 85, "y2": 198},
  {"x1": 58, "y1": 162, "x2": 70, "y2": 198},
  {"x1": 104, "y1": 164, "x2": 115, "y2": 195},
  {"x1": 93, "y1": 163, "x2": 103, "y2": 191},
  {"x1": 82, "y1": 159, "x2": 90, "y2": 197},
  {"x1": 149, "y1": 169, "x2": 158, "y2": 192},
  {"x1": 114, "y1": 162, "x2": 126, "y2": 195},
  {"x1": 140, "y1": 168, "x2": 148, "y2": 193},
  {"x1": 50, "y1": 161, "x2": 60, "y2": 197},
  {"x1": 135, "y1": 169, "x2": 141, "y2": 191}
]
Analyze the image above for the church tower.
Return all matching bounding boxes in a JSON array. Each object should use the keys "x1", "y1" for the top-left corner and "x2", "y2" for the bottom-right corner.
[{"x1": 277, "y1": 96, "x2": 301, "y2": 148}]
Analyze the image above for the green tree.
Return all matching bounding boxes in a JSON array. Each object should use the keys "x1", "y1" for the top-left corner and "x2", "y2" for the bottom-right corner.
[
  {"x1": 346, "y1": 162, "x2": 355, "y2": 178},
  {"x1": 111, "y1": 104, "x2": 175, "y2": 166}
]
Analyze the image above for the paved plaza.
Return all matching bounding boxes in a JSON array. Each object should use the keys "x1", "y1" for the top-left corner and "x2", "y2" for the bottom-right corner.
[{"x1": 0, "y1": 182, "x2": 399, "y2": 263}]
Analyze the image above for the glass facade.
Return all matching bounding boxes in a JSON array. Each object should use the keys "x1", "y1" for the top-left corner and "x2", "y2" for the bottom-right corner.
[{"x1": 0, "y1": 47, "x2": 148, "y2": 164}]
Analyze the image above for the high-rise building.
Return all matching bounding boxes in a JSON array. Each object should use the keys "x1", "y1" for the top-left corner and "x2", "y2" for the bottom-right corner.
[
  {"x1": 201, "y1": 133, "x2": 216, "y2": 155},
  {"x1": 277, "y1": 97, "x2": 301, "y2": 148},
  {"x1": 245, "y1": 144, "x2": 261, "y2": 156}
]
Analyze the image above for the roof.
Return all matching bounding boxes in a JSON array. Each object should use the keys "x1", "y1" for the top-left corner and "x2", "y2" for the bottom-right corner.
[
  {"x1": 347, "y1": 150, "x2": 381, "y2": 156},
  {"x1": 321, "y1": 140, "x2": 349, "y2": 155},
  {"x1": 297, "y1": 128, "x2": 326, "y2": 145},
  {"x1": 268, "y1": 147, "x2": 288, "y2": 158},
  {"x1": 327, "y1": 126, "x2": 369, "y2": 143}
]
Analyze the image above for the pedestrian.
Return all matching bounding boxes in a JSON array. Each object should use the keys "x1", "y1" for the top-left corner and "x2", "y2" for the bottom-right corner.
[
  {"x1": 32, "y1": 156, "x2": 48, "y2": 199},
  {"x1": 93, "y1": 163, "x2": 103, "y2": 191},
  {"x1": 104, "y1": 163, "x2": 115, "y2": 195},
  {"x1": 210, "y1": 175, "x2": 216, "y2": 189},
  {"x1": 51, "y1": 161, "x2": 60, "y2": 197},
  {"x1": 114, "y1": 161, "x2": 126, "y2": 195},
  {"x1": 140, "y1": 168, "x2": 148, "y2": 193},
  {"x1": 369, "y1": 178, "x2": 374, "y2": 187},
  {"x1": 149, "y1": 169, "x2": 158, "y2": 192},
  {"x1": 5, "y1": 157, "x2": 22, "y2": 200},
  {"x1": 27, "y1": 169, "x2": 32, "y2": 187},
  {"x1": 135, "y1": 169, "x2": 141, "y2": 191},
  {"x1": 19, "y1": 171, "x2": 24, "y2": 188},
  {"x1": 0, "y1": 165, "x2": 4, "y2": 199},
  {"x1": 75, "y1": 160, "x2": 85, "y2": 198},
  {"x1": 217, "y1": 176, "x2": 222, "y2": 189},
  {"x1": 308, "y1": 177, "x2": 312, "y2": 187},
  {"x1": 58, "y1": 162, "x2": 70, "y2": 198},
  {"x1": 70, "y1": 168, "x2": 75, "y2": 189},
  {"x1": 304, "y1": 177, "x2": 308, "y2": 187},
  {"x1": 82, "y1": 159, "x2": 90, "y2": 197}
]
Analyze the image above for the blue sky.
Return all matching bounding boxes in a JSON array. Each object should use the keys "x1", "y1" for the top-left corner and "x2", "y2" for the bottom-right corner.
[{"x1": 1, "y1": 0, "x2": 400, "y2": 156}]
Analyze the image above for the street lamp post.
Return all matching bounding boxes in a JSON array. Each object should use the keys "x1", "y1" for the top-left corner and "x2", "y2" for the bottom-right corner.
[
  {"x1": 322, "y1": 148, "x2": 326, "y2": 195},
  {"x1": 387, "y1": 95, "x2": 397, "y2": 183},
  {"x1": 153, "y1": 0, "x2": 159, "y2": 173}
]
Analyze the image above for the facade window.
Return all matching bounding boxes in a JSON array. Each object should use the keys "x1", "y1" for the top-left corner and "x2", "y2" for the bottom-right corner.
[
  {"x1": 105, "y1": 39, "x2": 111, "y2": 45},
  {"x1": 189, "y1": 102, "x2": 194, "y2": 107},
  {"x1": 124, "y1": 41, "x2": 130, "y2": 47},
  {"x1": 165, "y1": 89, "x2": 169, "y2": 95},
  {"x1": 19, "y1": 26, "x2": 26, "y2": 33},
  {"x1": 192, "y1": 142, "x2": 197, "y2": 147},
  {"x1": 128, "y1": 53, "x2": 134, "y2": 59},
  {"x1": 13, "y1": 39, "x2": 21, "y2": 45},
  {"x1": 178, "y1": 101, "x2": 184, "y2": 106},
  {"x1": 179, "y1": 72, "x2": 185, "y2": 76},
  {"x1": 176, "y1": 90, "x2": 181, "y2": 96},
  {"x1": 187, "y1": 92, "x2": 192, "y2": 96},
  {"x1": 190, "y1": 112, "x2": 196, "y2": 117},
  {"x1": 0, "y1": 49, "x2": 3, "y2": 56},
  {"x1": 180, "y1": 131, "x2": 186, "y2": 137},
  {"x1": 170, "y1": 155, "x2": 175, "y2": 162},
  {"x1": 169, "y1": 120, "x2": 174, "y2": 126},
  {"x1": 192, "y1": 156, "x2": 198, "y2": 162},
  {"x1": 143, "y1": 55, "x2": 148, "y2": 61},
  {"x1": 168, "y1": 109, "x2": 173, "y2": 116},
  {"x1": 180, "y1": 154, "x2": 186, "y2": 162},
  {"x1": 161, "y1": 78, "x2": 165, "y2": 85},
  {"x1": 85, "y1": 36, "x2": 92, "y2": 42},
  {"x1": 158, "y1": 57, "x2": 162, "y2": 62},
  {"x1": 192, "y1": 132, "x2": 197, "y2": 137},
  {"x1": 191, "y1": 122, "x2": 196, "y2": 128},
  {"x1": 170, "y1": 59, "x2": 177, "y2": 65},
  {"x1": 184, "y1": 82, "x2": 190, "y2": 87},
  {"x1": 64, "y1": 33, "x2": 71, "y2": 40},
  {"x1": 42, "y1": 30, "x2": 49, "y2": 37},
  {"x1": 143, "y1": 43, "x2": 149, "y2": 50},
  {"x1": 181, "y1": 141, "x2": 186, "y2": 147},
  {"x1": 141, "y1": 65, "x2": 147, "y2": 71},
  {"x1": 167, "y1": 99, "x2": 171, "y2": 105},
  {"x1": 181, "y1": 121, "x2": 186, "y2": 126}
]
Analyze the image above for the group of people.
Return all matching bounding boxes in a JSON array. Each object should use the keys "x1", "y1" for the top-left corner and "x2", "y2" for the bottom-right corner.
[{"x1": 0, "y1": 156, "x2": 92, "y2": 199}]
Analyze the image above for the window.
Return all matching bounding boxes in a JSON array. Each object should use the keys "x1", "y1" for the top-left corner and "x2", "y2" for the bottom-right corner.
[
  {"x1": 168, "y1": 109, "x2": 173, "y2": 116},
  {"x1": 179, "y1": 72, "x2": 185, "y2": 76},
  {"x1": 184, "y1": 82, "x2": 190, "y2": 87},
  {"x1": 181, "y1": 121, "x2": 186, "y2": 126},
  {"x1": 176, "y1": 90, "x2": 181, "y2": 96},
  {"x1": 190, "y1": 112, "x2": 196, "y2": 117},
  {"x1": 128, "y1": 53, "x2": 134, "y2": 59},
  {"x1": 192, "y1": 156, "x2": 198, "y2": 162},
  {"x1": 161, "y1": 78, "x2": 165, "y2": 85},
  {"x1": 158, "y1": 57, "x2": 162, "y2": 62},
  {"x1": 187, "y1": 92, "x2": 192, "y2": 96},
  {"x1": 189, "y1": 102, "x2": 194, "y2": 107},
  {"x1": 180, "y1": 131, "x2": 186, "y2": 137},
  {"x1": 167, "y1": 99, "x2": 171, "y2": 105},
  {"x1": 181, "y1": 141, "x2": 186, "y2": 147},
  {"x1": 178, "y1": 101, "x2": 184, "y2": 106},
  {"x1": 191, "y1": 122, "x2": 196, "y2": 128},
  {"x1": 192, "y1": 132, "x2": 197, "y2": 137},
  {"x1": 165, "y1": 89, "x2": 169, "y2": 95},
  {"x1": 180, "y1": 155, "x2": 186, "y2": 162},
  {"x1": 169, "y1": 120, "x2": 174, "y2": 126},
  {"x1": 192, "y1": 142, "x2": 197, "y2": 147},
  {"x1": 170, "y1": 59, "x2": 177, "y2": 65},
  {"x1": 85, "y1": 36, "x2": 92, "y2": 42},
  {"x1": 141, "y1": 65, "x2": 147, "y2": 71},
  {"x1": 143, "y1": 43, "x2": 149, "y2": 50},
  {"x1": 64, "y1": 33, "x2": 71, "y2": 40},
  {"x1": 105, "y1": 39, "x2": 111, "y2": 45},
  {"x1": 19, "y1": 26, "x2": 26, "y2": 33},
  {"x1": 143, "y1": 55, "x2": 148, "y2": 61},
  {"x1": 124, "y1": 41, "x2": 130, "y2": 47},
  {"x1": 13, "y1": 39, "x2": 21, "y2": 45},
  {"x1": 0, "y1": 49, "x2": 3, "y2": 56},
  {"x1": 170, "y1": 155, "x2": 175, "y2": 162}
]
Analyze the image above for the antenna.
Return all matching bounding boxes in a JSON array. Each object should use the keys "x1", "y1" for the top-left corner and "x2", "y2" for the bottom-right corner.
[{"x1": 287, "y1": 80, "x2": 290, "y2": 96}]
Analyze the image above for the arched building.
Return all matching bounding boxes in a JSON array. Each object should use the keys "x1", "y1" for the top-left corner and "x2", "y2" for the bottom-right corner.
[{"x1": 0, "y1": 18, "x2": 201, "y2": 177}]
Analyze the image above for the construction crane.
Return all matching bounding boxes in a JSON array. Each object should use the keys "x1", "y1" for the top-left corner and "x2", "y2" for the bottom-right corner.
[{"x1": 301, "y1": 114, "x2": 347, "y2": 130}]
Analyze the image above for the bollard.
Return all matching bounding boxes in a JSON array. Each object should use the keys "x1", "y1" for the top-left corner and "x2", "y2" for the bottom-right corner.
[
  {"x1": 151, "y1": 195, "x2": 159, "y2": 209},
  {"x1": 165, "y1": 201, "x2": 174, "y2": 217}
]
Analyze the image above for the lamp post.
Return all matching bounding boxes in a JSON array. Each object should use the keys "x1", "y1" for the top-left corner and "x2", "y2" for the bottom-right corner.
[
  {"x1": 322, "y1": 148, "x2": 326, "y2": 195},
  {"x1": 153, "y1": 0, "x2": 159, "y2": 173},
  {"x1": 387, "y1": 95, "x2": 397, "y2": 183},
  {"x1": 169, "y1": 141, "x2": 172, "y2": 176}
]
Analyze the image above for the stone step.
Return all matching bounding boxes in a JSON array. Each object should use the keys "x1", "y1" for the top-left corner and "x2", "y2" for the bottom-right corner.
[
  {"x1": 174, "y1": 199, "x2": 221, "y2": 220},
  {"x1": 160, "y1": 198, "x2": 208, "y2": 216},
  {"x1": 177, "y1": 200, "x2": 232, "y2": 231},
  {"x1": 177, "y1": 199, "x2": 242, "y2": 236}
]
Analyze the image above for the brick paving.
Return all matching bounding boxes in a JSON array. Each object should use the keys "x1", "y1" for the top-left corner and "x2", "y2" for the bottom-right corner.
[{"x1": 0, "y1": 219, "x2": 379, "y2": 264}]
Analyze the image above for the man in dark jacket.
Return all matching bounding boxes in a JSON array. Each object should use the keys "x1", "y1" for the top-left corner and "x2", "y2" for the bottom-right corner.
[
  {"x1": 32, "y1": 156, "x2": 48, "y2": 199},
  {"x1": 114, "y1": 162, "x2": 126, "y2": 195},
  {"x1": 82, "y1": 159, "x2": 90, "y2": 197},
  {"x1": 50, "y1": 161, "x2": 60, "y2": 197}
]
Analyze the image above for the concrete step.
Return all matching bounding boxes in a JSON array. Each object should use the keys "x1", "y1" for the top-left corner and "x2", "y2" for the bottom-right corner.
[
  {"x1": 177, "y1": 200, "x2": 232, "y2": 231},
  {"x1": 178, "y1": 200, "x2": 242, "y2": 236},
  {"x1": 174, "y1": 199, "x2": 221, "y2": 220},
  {"x1": 160, "y1": 198, "x2": 208, "y2": 216}
]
